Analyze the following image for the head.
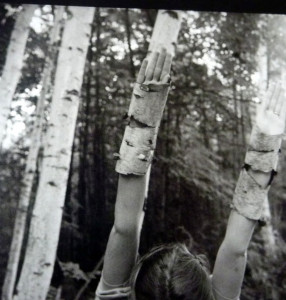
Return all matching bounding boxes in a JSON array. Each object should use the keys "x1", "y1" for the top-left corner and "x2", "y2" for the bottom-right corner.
[{"x1": 130, "y1": 243, "x2": 214, "y2": 300}]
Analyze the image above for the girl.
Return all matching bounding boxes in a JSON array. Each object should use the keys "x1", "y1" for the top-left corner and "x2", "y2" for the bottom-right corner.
[{"x1": 95, "y1": 50, "x2": 286, "y2": 299}]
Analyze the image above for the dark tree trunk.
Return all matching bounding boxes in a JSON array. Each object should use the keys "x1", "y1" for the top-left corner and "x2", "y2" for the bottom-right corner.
[{"x1": 125, "y1": 9, "x2": 136, "y2": 79}]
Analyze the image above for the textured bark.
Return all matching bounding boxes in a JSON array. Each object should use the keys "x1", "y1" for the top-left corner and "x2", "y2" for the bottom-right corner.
[
  {"x1": 260, "y1": 197, "x2": 277, "y2": 255},
  {"x1": 147, "y1": 10, "x2": 182, "y2": 56},
  {"x1": 0, "y1": 4, "x2": 36, "y2": 148},
  {"x1": 239, "y1": 94, "x2": 246, "y2": 148},
  {"x1": 14, "y1": 7, "x2": 95, "y2": 300},
  {"x1": 1, "y1": 7, "x2": 64, "y2": 300}
]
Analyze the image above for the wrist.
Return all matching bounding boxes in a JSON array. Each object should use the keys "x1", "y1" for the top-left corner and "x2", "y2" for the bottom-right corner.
[
  {"x1": 116, "y1": 81, "x2": 170, "y2": 175},
  {"x1": 232, "y1": 125, "x2": 281, "y2": 221},
  {"x1": 245, "y1": 125, "x2": 282, "y2": 172}
]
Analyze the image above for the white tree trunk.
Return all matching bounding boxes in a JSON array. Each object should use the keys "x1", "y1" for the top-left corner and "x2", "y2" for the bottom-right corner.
[
  {"x1": 139, "y1": 10, "x2": 183, "y2": 228},
  {"x1": 255, "y1": 31, "x2": 278, "y2": 257},
  {"x1": 148, "y1": 10, "x2": 183, "y2": 56},
  {"x1": 0, "y1": 4, "x2": 36, "y2": 148},
  {"x1": 260, "y1": 196, "x2": 277, "y2": 256},
  {"x1": 14, "y1": 7, "x2": 95, "y2": 300},
  {"x1": 2, "y1": 7, "x2": 65, "y2": 300}
]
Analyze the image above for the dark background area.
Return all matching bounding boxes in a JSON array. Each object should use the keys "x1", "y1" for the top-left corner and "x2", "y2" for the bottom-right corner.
[{"x1": 0, "y1": 4, "x2": 286, "y2": 299}]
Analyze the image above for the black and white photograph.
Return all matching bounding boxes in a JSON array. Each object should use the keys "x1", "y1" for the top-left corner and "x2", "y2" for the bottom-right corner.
[{"x1": 0, "y1": 3, "x2": 286, "y2": 299}]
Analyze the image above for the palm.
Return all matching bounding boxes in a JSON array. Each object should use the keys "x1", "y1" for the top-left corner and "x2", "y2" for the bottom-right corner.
[
  {"x1": 136, "y1": 49, "x2": 172, "y2": 86},
  {"x1": 256, "y1": 84, "x2": 286, "y2": 135}
]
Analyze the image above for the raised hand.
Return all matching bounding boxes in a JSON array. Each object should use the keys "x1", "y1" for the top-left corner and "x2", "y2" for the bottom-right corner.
[
  {"x1": 136, "y1": 49, "x2": 172, "y2": 85},
  {"x1": 256, "y1": 83, "x2": 286, "y2": 135}
]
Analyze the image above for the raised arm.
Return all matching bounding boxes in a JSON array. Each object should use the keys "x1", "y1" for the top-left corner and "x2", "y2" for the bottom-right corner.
[
  {"x1": 96, "y1": 50, "x2": 172, "y2": 295},
  {"x1": 212, "y1": 84, "x2": 286, "y2": 300}
]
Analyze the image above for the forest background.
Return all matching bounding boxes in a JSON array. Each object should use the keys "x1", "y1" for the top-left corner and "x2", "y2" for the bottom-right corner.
[{"x1": 0, "y1": 3, "x2": 286, "y2": 299}]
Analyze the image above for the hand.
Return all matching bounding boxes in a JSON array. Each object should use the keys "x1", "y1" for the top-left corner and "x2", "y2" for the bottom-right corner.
[
  {"x1": 136, "y1": 49, "x2": 172, "y2": 85},
  {"x1": 256, "y1": 83, "x2": 286, "y2": 135}
]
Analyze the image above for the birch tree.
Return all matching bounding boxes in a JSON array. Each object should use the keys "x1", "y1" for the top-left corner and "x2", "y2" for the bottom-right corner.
[
  {"x1": 136, "y1": 10, "x2": 183, "y2": 230},
  {"x1": 14, "y1": 6, "x2": 95, "y2": 300},
  {"x1": 1, "y1": 7, "x2": 65, "y2": 300},
  {"x1": 0, "y1": 4, "x2": 36, "y2": 148},
  {"x1": 253, "y1": 15, "x2": 286, "y2": 258},
  {"x1": 256, "y1": 43, "x2": 278, "y2": 256},
  {"x1": 245, "y1": 17, "x2": 285, "y2": 300}
]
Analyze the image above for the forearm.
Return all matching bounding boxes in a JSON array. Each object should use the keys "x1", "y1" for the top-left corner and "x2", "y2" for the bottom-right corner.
[
  {"x1": 212, "y1": 210, "x2": 256, "y2": 299},
  {"x1": 114, "y1": 174, "x2": 147, "y2": 233},
  {"x1": 102, "y1": 226, "x2": 140, "y2": 285},
  {"x1": 101, "y1": 174, "x2": 146, "y2": 285},
  {"x1": 212, "y1": 151, "x2": 276, "y2": 298}
]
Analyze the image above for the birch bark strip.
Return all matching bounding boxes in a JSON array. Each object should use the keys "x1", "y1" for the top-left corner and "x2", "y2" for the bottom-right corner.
[
  {"x1": 0, "y1": 4, "x2": 36, "y2": 148},
  {"x1": 2, "y1": 7, "x2": 65, "y2": 300},
  {"x1": 14, "y1": 6, "x2": 95, "y2": 300}
]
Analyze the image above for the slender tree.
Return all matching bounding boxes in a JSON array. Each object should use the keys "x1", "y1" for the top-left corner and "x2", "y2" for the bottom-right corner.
[
  {"x1": 255, "y1": 18, "x2": 279, "y2": 257},
  {"x1": 147, "y1": 10, "x2": 182, "y2": 55},
  {"x1": 14, "y1": 6, "x2": 95, "y2": 300},
  {"x1": 125, "y1": 9, "x2": 136, "y2": 79},
  {"x1": 1, "y1": 7, "x2": 65, "y2": 300},
  {"x1": 136, "y1": 9, "x2": 183, "y2": 231},
  {"x1": 0, "y1": 4, "x2": 36, "y2": 149}
]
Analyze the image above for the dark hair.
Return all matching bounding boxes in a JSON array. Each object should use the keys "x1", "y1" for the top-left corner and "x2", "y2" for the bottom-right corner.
[{"x1": 130, "y1": 243, "x2": 214, "y2": 300}]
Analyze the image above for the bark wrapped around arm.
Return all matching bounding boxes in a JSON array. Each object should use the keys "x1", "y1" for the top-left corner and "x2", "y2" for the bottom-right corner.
[
  {"x1": 116, "y1": 82, "x2": 170, "y2": 175},
  {"x1": 115, "y1": 50, "x2": 172, "y2": 176},
  {"x1": 232, "y1": 127, "x2": 282, "y2": 220},
  {"x1": 213, "y1": 83, "x2": 286, "y2": 299},
  {"x1": 232, "y1": 83, "x2": 286, "y2": 221}
]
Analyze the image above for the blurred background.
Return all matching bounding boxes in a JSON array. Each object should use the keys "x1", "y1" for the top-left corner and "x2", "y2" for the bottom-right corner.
[{"x1": 0, "y1": 4, "x2": 286, "y2": 299}]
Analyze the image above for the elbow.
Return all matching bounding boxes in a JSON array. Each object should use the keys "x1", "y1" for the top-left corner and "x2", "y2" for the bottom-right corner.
[
  {"x1": 113, "y1": 215, "x2": 141, "y2": 238},
  {"x1": 112, "y1": 198, "x2": 144, "y2": 237},
  {"x1": 231, "y1": 248, "x2": 247, "y2": 258},
  {"x1": 221, "y1": 239, "x2": 248, "y2": 258}
]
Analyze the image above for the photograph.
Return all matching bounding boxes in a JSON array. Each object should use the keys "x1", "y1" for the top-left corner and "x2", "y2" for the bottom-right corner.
[{"x1": 0, "y1": 3, "x2": 286, "y2": 299}]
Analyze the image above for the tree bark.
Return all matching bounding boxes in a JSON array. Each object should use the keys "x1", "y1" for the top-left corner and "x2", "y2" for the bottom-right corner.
[
  {"x1": 2, "y1": 6, "x2": 64, "y2": 300},
  {"x1": 14, "y1": 7, "x2": 95, "y2": 300},
  {"x1": 0, "y1": 4, "x2": 36, "y2": 149},
  {"x1": 142, "y1": 10, "x2": 183, "y2": 224},
  {"x1": 148, "y1": 10, "x2": 182, "y2": 56},
  {"x1": 260, "y1": 197, "x2": 277, "y2": 255},
  {"x1": 232, "y1": 77, "x2": 239, "y2": 175}
]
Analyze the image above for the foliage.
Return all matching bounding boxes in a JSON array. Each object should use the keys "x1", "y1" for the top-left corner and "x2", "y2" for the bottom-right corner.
[
  {"x1": 0, "y1": 3, "x2": 18, "y2": 75},
  {"x1": 0, "y1": 148, "x2": 25, "y2": 292},
  {"x1": 58, "y1": 261, "x2": 88, "y2": 281},
  {"x1": 0, "y1": 6, "x2": 286, "y2": 299}
]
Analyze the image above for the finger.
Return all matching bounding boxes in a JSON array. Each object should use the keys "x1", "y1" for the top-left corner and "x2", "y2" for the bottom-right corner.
[
  {"x1": 153, "y1": 49, "x2": 167, "y2": 81},
  {"x1": 279, "y1": 88, "x2": 286, "y2": 119},
  {"x1": 274, "y1": 84, "x2": 284, "y2": 114},
  {"x1": 162, "y1": 74, "x2": 170, "y2": 84},
  {"x1": 160, "y1": 53, "x2": 173, "y2": 82},
  {"x1": 145, "y1": 51, "x2": 159, "y2": 81},
  {"x1": 261, "y1": 83, "x2": 275, "y2": 111},
  {"x1": 136, "y1": 59, "x2": 148, "y2": 84},
  {"x1": 268, "y1": 83, "x2": 281, "y2": 112}
]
